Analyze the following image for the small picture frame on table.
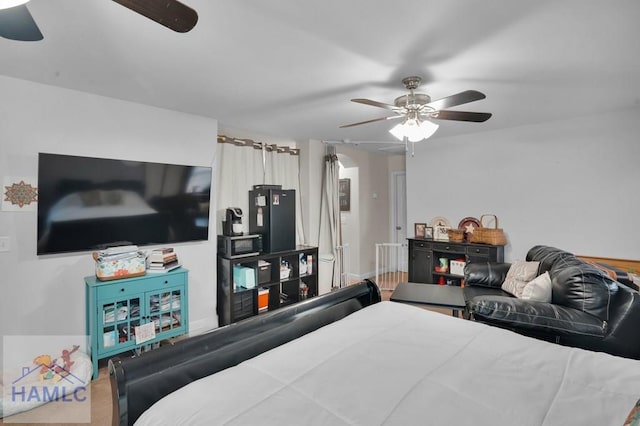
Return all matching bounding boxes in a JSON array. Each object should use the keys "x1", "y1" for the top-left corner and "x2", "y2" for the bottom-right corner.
[
  {"x1": 414, "y1": 223, "x2": 427, "y2": 238},
  {"x1": 424, "y1": 226, "x2": 433, "y2": 240},
  {"x1": 434, "y1": 225, "x2": 450, "y2": 241}
]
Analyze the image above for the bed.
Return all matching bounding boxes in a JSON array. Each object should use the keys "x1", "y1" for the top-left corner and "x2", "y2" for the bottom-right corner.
[{"x1": 110, "y1": 281, "x2": 640, "y2": 426}]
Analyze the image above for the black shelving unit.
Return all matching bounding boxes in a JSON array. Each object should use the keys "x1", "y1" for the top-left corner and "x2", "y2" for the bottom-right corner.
[
  {"x1": 217, "y1": 246, "x2": 318, "y2": 326},
  {"x1": 408, "y1": 239, "x2": 504, "y2": 286}
]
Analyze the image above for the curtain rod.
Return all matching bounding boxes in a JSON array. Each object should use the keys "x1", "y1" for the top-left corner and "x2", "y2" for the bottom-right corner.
[{"x1": 217, "y1": 135, "x2": 300, "y2": 156}]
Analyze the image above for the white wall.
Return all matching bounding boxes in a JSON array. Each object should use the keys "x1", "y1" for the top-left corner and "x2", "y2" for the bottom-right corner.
[
  {"x1": 0, "y1": 76, "x2": 218, "y2": 364},
  {"x1": 406, "y1": 107, "x2": 640, "y2": 261}
]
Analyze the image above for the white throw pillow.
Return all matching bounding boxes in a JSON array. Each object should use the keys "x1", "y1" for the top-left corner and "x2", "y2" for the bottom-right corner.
[
  {"x1": 520, "y1": 271, "x2": 552, "y2": 302},
  {"x1": 501, "y1": 260, "x2": 540, "y2": 298}
]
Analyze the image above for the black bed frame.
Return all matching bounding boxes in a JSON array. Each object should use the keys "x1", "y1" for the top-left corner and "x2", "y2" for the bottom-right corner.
[{"x1": 109, "y1": 279, "x2": 381, "y2": 426}]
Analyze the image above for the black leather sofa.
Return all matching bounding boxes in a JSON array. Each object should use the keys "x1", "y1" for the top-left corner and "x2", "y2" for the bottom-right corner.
[{"x1": 464, "y1": 245, "x2": 640, "y2": 359}]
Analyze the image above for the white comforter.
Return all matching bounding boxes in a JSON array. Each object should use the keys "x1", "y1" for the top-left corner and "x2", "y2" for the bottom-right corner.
[{"x1": 136, "y1": 301, "x2": 640, "y2": 425}]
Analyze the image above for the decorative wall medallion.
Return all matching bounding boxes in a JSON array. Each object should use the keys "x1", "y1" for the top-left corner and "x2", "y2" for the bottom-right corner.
[{"x1": 3, "y1": 178, "x2": 38, "y2": 211}]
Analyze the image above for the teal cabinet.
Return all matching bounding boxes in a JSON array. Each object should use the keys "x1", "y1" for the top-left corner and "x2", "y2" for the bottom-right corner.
[{"x1": 85, "y1": 268, "x2": 188, "y2": 379}]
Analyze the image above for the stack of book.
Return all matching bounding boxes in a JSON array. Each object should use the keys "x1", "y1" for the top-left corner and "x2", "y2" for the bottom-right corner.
[{"x1": 146, "y1": 248, "x2": 181, "y2": 273}]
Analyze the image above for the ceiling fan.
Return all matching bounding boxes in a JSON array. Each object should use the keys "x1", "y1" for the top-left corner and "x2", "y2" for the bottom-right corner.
[
  {"x1": 0, "y1": 0, "x2": 198, "y2": 42},
  {"x1": 340, "y1": 76, "x2": 492, "y2": 142}
]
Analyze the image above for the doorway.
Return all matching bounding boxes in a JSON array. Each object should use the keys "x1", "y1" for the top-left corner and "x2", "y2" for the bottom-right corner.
[
  {"x1": 337, "y1": 154, "x2": 359, "y2": 284},
  {"x1": 390, "y1": 171, "x2": 407, "y2": 273}
]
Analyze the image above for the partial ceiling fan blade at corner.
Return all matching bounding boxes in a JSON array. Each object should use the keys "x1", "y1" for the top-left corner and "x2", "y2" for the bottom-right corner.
[
  {"x1": 432, "y1": 110, "x2": 492, "y2": 123},
  {"x1": 112, "y1": 0, "x2": 198, "y2": 33},
  {"x1": 351, "y1": 98, "x2": 402, "y2": 111},
  {"x1": 0, "y1": 4, "x2": 43, "y2": 41},
  {"x1": 339, "y1": 115, "x2": 403, "y2": 129},
  {"x1": 425, "y1": 90, "x2": 486, "y2": 111}
]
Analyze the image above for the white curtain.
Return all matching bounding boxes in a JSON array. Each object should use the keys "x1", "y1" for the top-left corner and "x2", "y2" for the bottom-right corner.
[
  {"x1": 318, "y1": 145, "x2": 341, "y2": 289},
  {"x1": 216, "y1": 138, "x2": 304, "y2": 243}
]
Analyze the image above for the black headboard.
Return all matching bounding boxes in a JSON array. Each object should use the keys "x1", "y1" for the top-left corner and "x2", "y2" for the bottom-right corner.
[{"x1": 109, "y1": 279, "x2": 381, "y2": 426}]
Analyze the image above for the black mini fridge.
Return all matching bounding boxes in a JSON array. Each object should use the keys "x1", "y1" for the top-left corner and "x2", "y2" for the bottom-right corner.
[{"x1": 249, "y1": 186, "x2": 296, "y2": 253}]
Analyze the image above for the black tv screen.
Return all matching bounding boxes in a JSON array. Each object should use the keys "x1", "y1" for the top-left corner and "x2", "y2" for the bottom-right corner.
[{"x1": 37, "y1": 153, "x2": 212, "y2": 255}]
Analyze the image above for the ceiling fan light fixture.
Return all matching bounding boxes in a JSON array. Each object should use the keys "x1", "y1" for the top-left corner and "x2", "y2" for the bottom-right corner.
[
  {"x1": 389, "y1": 119, "x2": 439, "y2": 143},
  {"x1": 0, "y1": 0, "x2": 28, "y2": 10}
]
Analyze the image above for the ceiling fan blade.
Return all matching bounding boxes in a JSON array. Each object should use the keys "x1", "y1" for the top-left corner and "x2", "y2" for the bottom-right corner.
[
  {"x1": 339, "y1": 115, "x2": 403, "y2": 129},
  {"x1": 379, "y1": 145, "x2": 406, "y2": 151},
  {"x1": 431, "y1": 110, "x2": 492, "y2": 122},
  {"x1": 0, "y1": 4, "x2": 43, "y2": 41},
  {"x1": 425, "y1": 90, "x2": 486, "y2": 111},
  {"x1": 112, "y1": 0, "x2": 198, "y2": 33},
  {"x1": 325, "y1": 140, "x2": 402, "y2": 146},
  {"x1": 351, "y1": 98, "x2": 402, "y2": 111}
]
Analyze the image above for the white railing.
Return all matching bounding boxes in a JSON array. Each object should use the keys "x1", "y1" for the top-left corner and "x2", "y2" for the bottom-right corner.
[
  {"x1": 375, "y1": 243, "x2": 408, "y2": 291},
  {"x1": 336, "y1": 243, "x2": 350, "y2": 288}
]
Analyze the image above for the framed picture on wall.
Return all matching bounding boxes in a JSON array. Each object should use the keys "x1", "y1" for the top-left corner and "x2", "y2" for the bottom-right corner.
[
  {"x1": 339, "y1": 178, "x2": 350, "y2": 211},
  {"x1": 414, "y1": 223, "x2": 427, "y2": 238}
]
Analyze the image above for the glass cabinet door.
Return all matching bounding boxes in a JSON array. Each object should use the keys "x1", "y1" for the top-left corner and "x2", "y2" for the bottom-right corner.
[
  {"x1": 98, "y1": 296, "x2": 141, "y2": 351},
  {"x1": 146, "y1": 287, "x2": 183, "y2": 336}
]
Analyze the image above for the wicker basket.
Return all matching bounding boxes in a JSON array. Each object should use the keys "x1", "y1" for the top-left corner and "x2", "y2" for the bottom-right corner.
[
  {"x1": 469, "y1": 214, "x2": 507, "y2": 245},
  {"x1": 447, "y1": 229, "x2": 465, "y2": 243}
]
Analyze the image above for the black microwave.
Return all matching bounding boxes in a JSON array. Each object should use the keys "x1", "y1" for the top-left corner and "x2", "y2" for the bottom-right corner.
[{"x1": 218, "y1": 234, "x2": 263, "y2": 259}]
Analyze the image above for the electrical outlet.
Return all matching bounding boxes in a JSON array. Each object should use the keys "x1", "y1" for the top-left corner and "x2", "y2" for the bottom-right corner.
[{"x1": 0, "y1": 236, "x2": 10, "y2": 252}]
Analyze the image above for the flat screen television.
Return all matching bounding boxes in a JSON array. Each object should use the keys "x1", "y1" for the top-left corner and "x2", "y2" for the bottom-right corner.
[{"x1": 37, "y1": 153, "x2": 212, "y2": 255}]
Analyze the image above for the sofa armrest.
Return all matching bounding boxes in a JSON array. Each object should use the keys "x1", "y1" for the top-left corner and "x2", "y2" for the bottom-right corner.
[
  {"x1": 594, "y1": 285, "x2": 640, "y2": 359},
  {"x1": 468, "y1": 296, "x2": 606, "y2": 338},
  {"x1": 464, "y1": 262, "x2": 512, "y2": 288}
]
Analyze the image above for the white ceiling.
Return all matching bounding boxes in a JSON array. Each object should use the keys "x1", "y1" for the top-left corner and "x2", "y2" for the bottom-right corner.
[{"x1": 1, "y1": 0, "x2": 639, "y2": 154}]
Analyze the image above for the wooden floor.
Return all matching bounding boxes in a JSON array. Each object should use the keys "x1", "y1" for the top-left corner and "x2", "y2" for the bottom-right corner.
[
  {"x1": 373, "y1": 271, "x2": 408, "y2": 293},
  {"x1": 3, "y1": 272, "x2": 447, "y2": 425}
]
